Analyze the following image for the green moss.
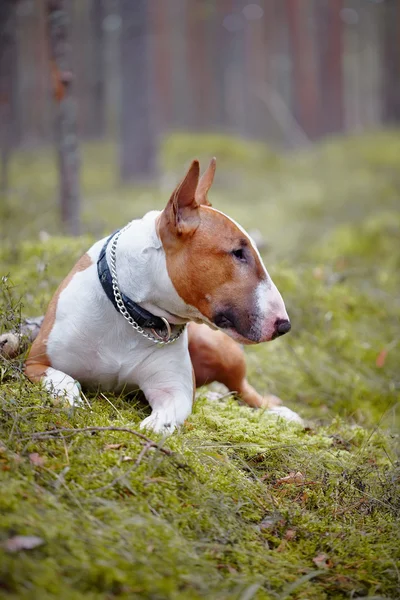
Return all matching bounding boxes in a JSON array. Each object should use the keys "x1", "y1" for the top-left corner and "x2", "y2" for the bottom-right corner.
[
  {"x1": 161, "y1": 132, "x2": 281, "y2": 172},
  {"x1": 1, "y1": 131, "x2": 400, "y2": 598}
]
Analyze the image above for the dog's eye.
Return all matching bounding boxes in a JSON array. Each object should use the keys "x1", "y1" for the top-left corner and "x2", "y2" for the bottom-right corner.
[{"x1": 231, "y1": 248, "x2": 247, "y2": 262}]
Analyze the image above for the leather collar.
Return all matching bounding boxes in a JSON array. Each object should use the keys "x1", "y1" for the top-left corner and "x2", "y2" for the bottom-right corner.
[{"x1": 97, "y1": 231, "x2": 170, "y2": 332}]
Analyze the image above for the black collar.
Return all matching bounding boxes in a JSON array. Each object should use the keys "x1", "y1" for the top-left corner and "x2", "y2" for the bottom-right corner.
[{"x1": 97, "y1": 231, "x2": 170, "y2": 332}]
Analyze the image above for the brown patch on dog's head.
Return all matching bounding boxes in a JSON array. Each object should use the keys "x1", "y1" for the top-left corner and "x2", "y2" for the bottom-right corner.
[{"x1": 159, "y1": 160, "x2": 290, "y2": 343}]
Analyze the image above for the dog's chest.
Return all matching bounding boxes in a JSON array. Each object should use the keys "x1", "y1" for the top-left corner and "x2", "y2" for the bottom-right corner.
[{"x1": 48, "y1": 267, "x2": 155, "y2": 388}]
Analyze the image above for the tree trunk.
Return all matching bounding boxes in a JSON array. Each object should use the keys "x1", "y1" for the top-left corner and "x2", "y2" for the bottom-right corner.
[
  {"x1": 287, "y1": 0, "x2": 320, "y2": 139},
  {"x1": 151, "y1": 0, "x2": 172, "y2": 134},
  {"x1": 0, "y1": 0, "x2": 17, "y2": 196},
  {"x1": 119, "y1": 0, "x2": 157, "y2": 183},
  {"x1": 187, "y1": 0, "x2": 210, "y2": 130},
  {"x1": 47, "y1": 0, "x2": 81, "y2": 236},
  {"x1": 382, "y1": 0, "x2": 400, "y2": 123},
  {"x1": 316, "y1": 0, "x2": 344, "y2": 135},
  {"x1": 88, "y1": 0, "x2": 106, "y2": 137},
  {"x1": 215, "y1": 0, "x2": 234, "y2": 131}
]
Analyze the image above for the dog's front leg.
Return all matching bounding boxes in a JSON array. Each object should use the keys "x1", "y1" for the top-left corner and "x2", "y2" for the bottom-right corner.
[
  {"x1": 137, "y1": 341, "x2": 194, "y2": 435},
  {"x1": 25, "y1": 363, "x2": 83, "y2": 407}
]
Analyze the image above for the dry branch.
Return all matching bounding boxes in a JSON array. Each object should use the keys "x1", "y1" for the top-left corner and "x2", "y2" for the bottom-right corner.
[{"x1": 21, "y1": 425, "x2": 173, "y2": 457}]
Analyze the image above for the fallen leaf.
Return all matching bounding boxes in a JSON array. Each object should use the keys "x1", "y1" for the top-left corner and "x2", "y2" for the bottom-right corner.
[
  {"x1": 285, "y1": 529, "x2": 297, "y2": 541},
  {"x1": 276, "y1": 471, "x2": 305, "y2": 485},
  {"x1": 376, "y1": 349, "x2": 388, "y2": 368},
  {"x1": 4, "y1": 535, "x2": 44, "y2": 553},
  {"x1": 104, "y1": 443, "x2": 126, "y2": 451},
  {"x1": 313, "y1": 553, "x2": 333, "y2": 569},
  {"x1": 29, "y1": 453, "x2": 46, "y2": 467}
]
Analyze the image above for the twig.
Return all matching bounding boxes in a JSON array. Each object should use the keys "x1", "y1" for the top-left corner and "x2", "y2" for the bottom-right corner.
[
  {"x1": 62, "y1": 437, "x2": 70, "y2": 466},
  {"x1": 100, "y1": 392, "x2": 122, "y2": 419},
  {"x1": 134, "y1": 441, "x2": 153, "y2": 468},
  {"x1": 21, "y1": 426, "x2": 173, "y2": 457},
  {"x1": 80, "y1": 389, "x2": 92, "y2": 411},
  {"x1": 93, "y1": 441, "x2": 155, "y2": 493}
]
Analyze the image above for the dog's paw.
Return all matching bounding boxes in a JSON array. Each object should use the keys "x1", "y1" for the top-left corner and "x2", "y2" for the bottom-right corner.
[
  {"x1": 0, "y1": 332, "x2": 21, "y2": 359},
  {"x1": 139, "y1": 412, "x2": 178, "y2": 435},
  {"x1": 259, "y1": 394, "x2": 282, "y2": 408},
  {"x1": 268, "y1": 405, "x2": 304, "y2": 425},
  {"x1": 46, "y1": 380, "x2": 84, "y2": 409},
  {"x1": 203, "y1": 391, "x2": 224, "y2": 402}
]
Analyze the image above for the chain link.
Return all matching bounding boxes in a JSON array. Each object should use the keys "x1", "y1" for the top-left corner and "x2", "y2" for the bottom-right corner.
[{"x1": 109, "y1": 225, "x2": 185, "y2": 346}]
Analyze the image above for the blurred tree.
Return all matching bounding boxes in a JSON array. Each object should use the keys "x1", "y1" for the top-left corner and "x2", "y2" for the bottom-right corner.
[
  {"x1": 383, "y1": 0, "x2": 400, "y2": 123},
  {"x1": 316, "y1": 0, "x2": 344, "y2": 135},
  {"x1": 89, "y1": 0, "x2": 106, "y2": 137},
  {"x1": 168, "y1": 0, "x2": 192, "y2": 130},
  {"x1": 47, "y1": 0, "x2": 81, "y2": 235},
  {"x1": 0, "y1": 0, "x2": 18, "y2": 195},
  {"x1": 151, "y1": 0, "x2": 173, "y2": 133},
  {"x1": 187, "y1": 0, "x2": 214, "y2": 130},
  {"x1": 72, "y1": 0, "x2": 106, "y2": 139},
  {"x1": 287, "y1": 0, "x2": 319, "y2": 139},
  {"x1": 215, "y1": 0, "x2": 233, "y2": 131},
  {"x1": 2, "y1": 0, "x2": 398, "y2": 159},
  {"x1": 120, "y1": 0, "x2": 157, "y2": 182}
]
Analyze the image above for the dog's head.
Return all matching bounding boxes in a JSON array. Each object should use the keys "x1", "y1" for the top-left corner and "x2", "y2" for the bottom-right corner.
[{"x1": 158, "y1": 159, "x2": 290, "y2": 344}]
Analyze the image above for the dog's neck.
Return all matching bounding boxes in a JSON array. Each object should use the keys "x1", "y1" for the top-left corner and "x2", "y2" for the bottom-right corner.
[{"x1": 106, "y1": 211, "x2": 201, "y2": 325}]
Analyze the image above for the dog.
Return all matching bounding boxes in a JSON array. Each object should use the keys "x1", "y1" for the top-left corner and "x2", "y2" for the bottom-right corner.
[{"x1": 25, "y1": 159, "x2": 301, "y2": 432}]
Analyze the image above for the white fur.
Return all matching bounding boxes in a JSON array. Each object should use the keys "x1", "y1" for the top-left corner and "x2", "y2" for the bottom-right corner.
[
  {"x1": 42, "y1": 367, "x2": 82, "y2": 407},
  {"x1": 43, "y1": 210, "x2": 299, "y2": 432},
  {"x1": 255, "y1": 280, "x2": 289, "y2": 337},
  {"x1": 269, "y1": 406, "x2": 304, "y2": 424}
]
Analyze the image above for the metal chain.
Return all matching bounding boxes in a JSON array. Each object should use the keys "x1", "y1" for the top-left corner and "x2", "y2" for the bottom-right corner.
[{"x1": 109, "y1": 224, "x2": 185, "y2": 346}]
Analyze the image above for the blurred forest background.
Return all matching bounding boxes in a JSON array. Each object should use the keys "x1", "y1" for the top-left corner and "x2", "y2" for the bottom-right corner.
[{"x1": 1, "y1": 0, "x2": 400, "y2": 235}]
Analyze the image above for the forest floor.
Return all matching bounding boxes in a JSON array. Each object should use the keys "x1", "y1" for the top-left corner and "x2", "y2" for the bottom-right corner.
[{"x1": 0, "y1": 131, "x2": 399, "y2": 599}]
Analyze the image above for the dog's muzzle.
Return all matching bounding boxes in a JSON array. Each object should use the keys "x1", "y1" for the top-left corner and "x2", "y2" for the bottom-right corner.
[{"x1": 272, "y1": 318, "x2": 291, "y2": 339}]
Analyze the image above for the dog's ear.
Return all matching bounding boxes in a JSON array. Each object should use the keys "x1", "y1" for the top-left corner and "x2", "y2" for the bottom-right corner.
[
  {"x1": 163, "y1": 160, "x2": 200, "y2": 237},
  {"x1": 195, "y1": 157, "x2": 216, "y2": 207}
]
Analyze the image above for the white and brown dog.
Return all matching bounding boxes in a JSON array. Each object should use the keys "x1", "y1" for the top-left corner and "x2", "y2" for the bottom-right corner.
[{"x1": 25, "y1": 159, "x2": 301, "y2": 433}]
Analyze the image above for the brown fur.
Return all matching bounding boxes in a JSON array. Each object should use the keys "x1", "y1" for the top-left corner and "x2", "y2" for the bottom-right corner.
[
  {"x1": 25, "y1": 254, "x2": 92, "y2": 382},
  {"x1": 188, "y1": 323, "x2": 281, "y2": 408},
  {"x1": 195, "y1": 157, "x2": 215, "y2": 206},
  {"x1": 159, "y1": 161, "x2": 266, "y2": 333}
]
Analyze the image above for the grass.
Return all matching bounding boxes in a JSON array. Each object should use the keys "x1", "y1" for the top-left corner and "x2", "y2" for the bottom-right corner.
[{"x1": 0, "y1": 131, "x2": 399, "y2": 599}]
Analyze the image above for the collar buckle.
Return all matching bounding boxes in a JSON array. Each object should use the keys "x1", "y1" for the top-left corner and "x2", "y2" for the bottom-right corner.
[{"x1": 150, "y1": 317, "x2": 172, "y2": 343}]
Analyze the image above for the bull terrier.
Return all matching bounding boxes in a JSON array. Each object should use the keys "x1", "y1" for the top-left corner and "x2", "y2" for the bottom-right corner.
[{"x1": 25, "y1": 159, "x2": 301, "y2": 433}]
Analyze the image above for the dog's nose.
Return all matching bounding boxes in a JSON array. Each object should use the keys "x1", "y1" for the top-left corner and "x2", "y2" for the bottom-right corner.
[{"x1": 274, "y1": 318, "x2": 291, "y2": 337}]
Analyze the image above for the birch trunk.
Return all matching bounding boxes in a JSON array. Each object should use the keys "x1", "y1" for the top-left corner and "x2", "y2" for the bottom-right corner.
[{"x1": 47, "y1": 0, "x2": 81, "y2": 236}]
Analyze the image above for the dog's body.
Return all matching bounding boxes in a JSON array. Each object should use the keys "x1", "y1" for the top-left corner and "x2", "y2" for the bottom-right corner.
[{"x1": 25, "y1": 160, "x2": 300, "y2": 432}]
